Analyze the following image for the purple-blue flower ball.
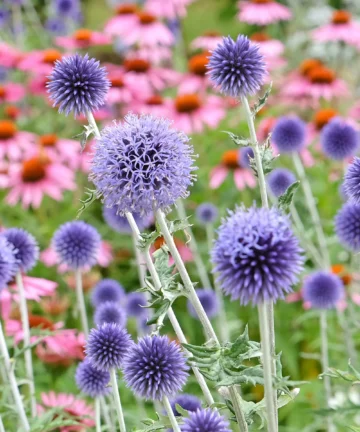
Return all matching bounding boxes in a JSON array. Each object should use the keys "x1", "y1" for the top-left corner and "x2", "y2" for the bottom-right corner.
[
  {"x1": 0, "y1": 237, "x2": 16, "y2": 291},
  {"x1": 321, "y1": 119, "x2": 359, "y2": 161},
  {"x1": 47, "y1": 53, "x2": 110, "y2": 117},
  {"x1": 103, "y1": 205, "x2": 153, "y2": 234},
  {"x1": 272, "y1": 116, "x2": 306, "y2": 153},
  {"x1": 91, "y1": 279, "x2": 125, "y2": 307},
  {"x1": 123, "y1": 335, "x2": 189, "y2": 400},
  {"x1": 335, "y1": 203, "x2": 360, "y2": 252},
  {"x1": 55, "y1": 0, "x2": 80, "y2": 16},
  {"x1": 3, "y1": 228, "x2": 39, "y2": 272},
  {"x1": 171, "y1": 394, "x2": 202, "y2": 416},
  {"x1": 181, "y1": 408, "x2": 231, "y2": 432},
  {"x1": 52, "y1": 221, "x2": 101, "y2": 270},
  {"x1": 75, "y1": 359, "x2": 111, "y2": 398},
  {"x1": 91, "y1": 114, "x2": 196, "y2": 215},
  {"x1": 94, "y1": 301, "x2": 127, "y2": 327},
  {"x1": 195, "y1": 203, "x2": 218, "y2": 224},
  {"x1": 86, "y1": 323, "x2": 132, "y2": 371},
  {"x1": 212, "y1": 206, "x2": 303, "y2": 305},
  {"x1": 187, "y1": 289, "x2": 219, "y2": 320},
  {"x1": 303, "y1": 271, "x2": 344, "y2": 309},
  {"x1": 238, "y1": 146, "x2": 254, "y2": 169},
  {"x1": 344, "y1": 157, "x2": 360, "y2": 204},
  {"x1": 45, "y1": 18, "x2": 67, "y2": 35},
  {"x1": 207, "y1": 35, "x2": 266, "y2": 98},
  {"x1": 126, "y1": 292, "x2": 148, "y2": 318},
  {"x1": 267, "y1": 168, "x2": 296, "y2": 198}
]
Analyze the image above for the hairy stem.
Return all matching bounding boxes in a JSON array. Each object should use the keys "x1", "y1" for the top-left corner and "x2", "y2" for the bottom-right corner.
[
  {"x1": 228, "y1": 386, "x2": 249, "y2": 432},
  {"x1": 75, "y1": 269, "x2": 89, "y2": 337},
  {"x1": 110, "y1": 369, "x2": 126, "y2": 432},
  {"x1": 163, "y1": 395, "x2": 181, "y2": 432},
  {"x1": 95, "y1": 398, "x2": 101, "y2": 432}
]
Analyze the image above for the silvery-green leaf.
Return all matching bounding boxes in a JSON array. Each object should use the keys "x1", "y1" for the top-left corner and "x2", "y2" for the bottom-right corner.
[{"x1": 278, "y1": 181, "x2": 300, "y2": 213}]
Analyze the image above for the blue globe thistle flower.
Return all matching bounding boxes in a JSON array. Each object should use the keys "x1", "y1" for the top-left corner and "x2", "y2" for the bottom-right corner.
[
  {"x1": 303, "y1": 271, "x2": 344, "y2": 309},
  {"x1": 195, "y1": 203, "x2": 218, "y2": 224},
  {"x1": 86, "y1": 323, "x2": 132, "y2": 371},
  {"x1": 212, "y1": 206, "x2": 303, "y2": 305},
  {"x1": 54, "y1": 0, "x2": 80, "y2": 16},
  {"x1": 47, "y1": 53, "x2": 110, "y2": 117},
  {"x1": 52, "y1": 221, "x2": 101, "y2": 270},
  {"x1": 126, "y1": 292, "x2": 148, "y2": 318},
  {"x1": 181, "y1": 408, "x2": 231, "y2": 432},
  {"x1": 335, "y1": 203, "x2": 360, "y2": 252},
  {"x1": 90, "y1": 114, "x2": 196, "y2": 216},
  {"x1": 123, "y1": 335, "x2": 189, "y2": 400},
  {"x1": 0, "y1": 237, "x2": 16, "y2": 291},
  {"x1": 267, "y1": 168, "x2": 296, "y2": 198},
  {"x1": 94, "y1": 301, "x2": 127, "y2": 327},
  {"x1": 207, "y1": 35, "x2": 266, "y2": 98},
  {"x1": 0, "y1": 8, "x2": 10, "y2": 29},
  {"x1": 91, "y1": 279, "x2": 125, "y2": 307},
  {"x1": 3, "y1": 228, "x2": 39, "y2": 273},
  {"x1": 171, "y1": 394, "x2": 202, "y2": 416},
  {"x1": 272, "y1": 116, "x2": 306, "y2": 153},
  {"x1": 344, "y1": 157, "x2": 360, "y2": 204},
  {"x1": 187, "y1": 289, "x2": 219, "y2": 320},
  {"x1": 45, "y1": 17, "x2": 67, "y2": 35},
  {"x1": 75, "y1": 359, "x2": 111, "y2": 398},
  {"x1": 103, "y1": 204, "x2": 153, "y2": 234},
  {"x1": 238, "y1": 146, "x2": 254, "y2": 169},
  {"x1": 321, "y1": 118, "x2": 359, "y2": 161}
]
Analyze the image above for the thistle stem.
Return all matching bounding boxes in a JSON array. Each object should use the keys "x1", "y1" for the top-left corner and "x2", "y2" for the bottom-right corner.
[
  {"x1": 228, "y1": 386, "x2": 248, "y2": 432},
  {"x1": 75, "y1": 269, "x2": 89, "y2": 337},
  {"x1": 110, "y1": 369, "x2": 126, "y2": 432},
  {"x1": 0, "y1": 415, "x2": 4, "y2": 432},
  {"x1": 95, "y1": 398, "x2": 101, "y2": 432},
  {"x1": 86, "y1": 111, "x2": 101, "y2": 139},
  {"x1": 0, "y1": 320, "x2": 30, "y2": 431},
  {"x1": 163, "y1": 395, "x2": 181, "y2": 432},
  {"x1": 16, "y1": 272, "x2": 36, "y2": 417}
]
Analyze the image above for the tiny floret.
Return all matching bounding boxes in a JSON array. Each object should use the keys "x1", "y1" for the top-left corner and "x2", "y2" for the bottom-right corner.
[
  {"x1": 303, "y1": 271, "x2": 344, "y2": 309},
  {"x1": 321, "y1": 118, "x2": 359, "y2": 160},
  {"x1": 75, "y1": 359, "x2": 111, "y2": 398},
  {"x1": 187, "y1": 289, "x2": 219, "y2": 319},
  {"x1": 181, "y1": 408, "x2": 231, "y2": 432},
  {"x1": 267, "y1": 168, "x2": 296, "y2": 197},
  {"x1": 3, "y1": 228, "x2": 39, "y2": 272},
  {"x1": 91, "y1": 279, "x2": 125, "y2": 306},
  {"x1": 195, "y1": 203, "x2": 218, "y2": 224},
  {"x1": 0, "y1": 237, "x2": 16, "y2": 291},
  {"x1": 344, "y1": 157, "x2": 360, "y2": 203},
  {"x1": 335, "y1": 203, "x2": 360, "y2": 252},
  {"x1": 272, "y1": 116, "x2": 306, "y2": 153},
  {"x1": 207, "y1": 35, "x2": 266, "y2": 98},
  {"x1": 94, "y1": 301, "x2": 127, "y2": 327}
]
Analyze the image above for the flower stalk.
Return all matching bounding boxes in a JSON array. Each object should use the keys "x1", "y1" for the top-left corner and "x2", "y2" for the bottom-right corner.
[
  {"x1": 95, "y1": 398, "x2": 101, "y2": 432},
  {"x1": 163, "y1": 395, "x2": 181, "y2": 432},
  {"x1": 110, "y1": 368, "x2": 126, "y2": 432},
  {"x1": 75, "y1": 268, "x2": 89, "y2": 337}
]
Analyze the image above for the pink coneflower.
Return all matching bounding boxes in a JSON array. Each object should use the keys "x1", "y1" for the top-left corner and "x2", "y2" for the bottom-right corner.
[
  {"x1": 0, "y1": 43, "x2": 21, "y2": 68},
  {"x1": 4, "y1": 105, "x2": 21, "y2": 121},
  {"x1": 0, "y1": 83, "x2": 25, "y2": 103},
  {"x1": 10, "y1": 276, "x2": 58, "y2": 302},
  {"x1": 104, "y1": 3, "x2": 140, "y2": 35},
  {"x1": 36, "y1": 134, "x2": 81, "y2": 170},
  {"x1": 6, "y1": 154, "x2": 75, "y2": 208},
  {"x1": 17, "y1": 49, "x2": 64, "y2": 74},
  {"x1": 106, "y1": 73, "x2": 136, "y2": 105},
  {"x1": 250, "y1": 32, "x2": 286, "y2": 71},
  {"x1": 39, "y1": 392, "x2": 94, "y2": 431},
  {"x1": 306, "y1": 108, "x2": 338, "y2": 151},
  {"x1": 179, "y1": 51, "x2": 212, "y2": 94},
  {"x1": 210, "y1": 149, "x2": 256, "y2": 190},
  {"x1": 152, "y1": 235, "x2": 193, "y2": 264},
  {"x1": 145, "y1": 0, "x2": 194, "y2": 19},
  {"x1": 168, "y1": 93, "x2": 226, "y2": 134},
  {"x1": 5, "y1": 315, "x2": 62, "y2": 344},
  {"x1": 56, "y1": 28, "x2": 111, "y2": 50},
  {"x1": 191, "y1": 31, "x2": 223, "y2": 51},
  {"x1": 313, "y1": 10, "x2": 360, "y2": 47},
  {"x1": 131, "y1": 95, "x2": 171, "y2": 117},
  {"x1": 238, "y1": 0, "x2": 292, "y2": 26},
  {"x1": 28, "y1": 74, "x2": 49, "y2": 97},
  {"x1": 0, "y1": 120, "x2": 36, "y2": 161}
]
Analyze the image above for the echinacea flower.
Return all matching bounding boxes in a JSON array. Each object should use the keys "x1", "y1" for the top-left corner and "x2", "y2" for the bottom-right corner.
[
  {"x1": 267, "y1": 168, "x2": 296, "y2": 197},
  {"x1": 321, "y1": 118, "x2": 359, "y2": 160},
  {"x1": 10, "y1": 276, "x2": 57, "y2": 302},
  {"x1": 195, "y1": 203, "x2": 218, "y2": 224},
  {"x1": 91, "y1": 279, "x2": 125, "y2": 306},
  {"x1": 344, "y1": 157, "x2": 360, "y2": 204},
  {"x1": 56, "y1": 28, "x2": 111, "y2": 49},
  {"x1": 181, "y1": 408, "x2": 231, "y2": 432},
  {"x1": 187, "y1": 289, "x2": 219, "y2": 319},
  {"x1": 0, "y1": 120, "x2": 36, "y2": 161},
  {"x1": 91, "y1": 114, "x2": 196, "y2": 215},
  {"x1": 335, "y1": 203, "x2": 360, "y2": 252},
  {"x1": 76, "y1": 359, "x2": 111, "y2": 398},
  {"x1": 3, "y1": 228, "x2": 39, "y2": 272},
  {"x1": 0, "y1": 42, "x2": 20, "y2": 68},
  {"x1": 303, "y1": 271, "x2": 344, "y2": 309},
  {"x1": 0, "y1": 236, "x2": 16, "y2": 291},
  {"x1": 123, "y1": 335, "x2": 189, "y2": 400},
  {"x1": 191, "y1": 31, "x2": 223, "y2": 52},
  {"x1": 250, "y1": 32, "x2": 286, "y2": 71},
  {"x1": 179, "y1": 52, "x2": 211, "y2": 94},
  {"x1": 212, "y1": 206, "x2": 303, "y2": 305},
  {"x1": 145, "y1": 0, "x2": 194, "y2": 19},
  {"x1": 171, "y1": 394, "x2": 202, "y2": 416},
  {"x1": 36, "y1": 134, "x2": 82, "y2": 170},
  {"x1": 0, "y1": 82, "x2": 25, "y2": 103},
  {"x1": 18, "y1": 49, "x2": 64, "y2": 74},
  {"x1": 94, "y1": 301, "x2": 127, "y2": 327},
  {"x1": 237, "y1": 0, "x2": 291, "y2": 26}
]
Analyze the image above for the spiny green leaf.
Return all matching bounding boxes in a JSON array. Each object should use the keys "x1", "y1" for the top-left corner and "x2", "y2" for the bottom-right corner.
[
  {"x1": 278, "y1": 181, "x2": 300, "y2": 213},
  {"x1": 252, "y1": 83, "x2": 272, "y2": 117},
  {"x1": 223, "y1": 131, "x2": 252, "y2": 147},
  {"x1": 168, "y1": 217, "x2": 192, "y2": 235},
  {"x1": 250, "y1": 134, "x2": 278, "y2": 177},
  {"x1": 73, "y1": 124, "x2": 96, "y2": 151},
  {"x1": 137, "y1": 230, "x2": 161, "y2": 252},
  {"x1": 77, "y1": 188, "x2": 98, "y2": 219}
]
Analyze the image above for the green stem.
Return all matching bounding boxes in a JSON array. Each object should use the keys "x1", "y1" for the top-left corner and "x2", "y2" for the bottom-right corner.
[
  {"x1": 75, "y1": 269, "x2": 89, "y2": 337},
  {"x1": 110, "y1": 369, "x2": 126, "y2": 432},
  {"x1": 228, "y1": 386, "x2": 248, "y2": 432},
  {"x1": 163, "y1": 395, "x2": 181, "y2": 432},
  {"x1": 95, "y1": 398, "x2": 101, "y2": 432}
]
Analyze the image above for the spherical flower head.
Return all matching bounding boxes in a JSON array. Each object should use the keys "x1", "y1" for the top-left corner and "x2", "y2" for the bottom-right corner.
[
  {"x1": 3, "y1": 228, "x2": 39, "y2": 272},
  {"x1": 91, "y1": 279, "x2": 125, "y2": 307},
  {"x1": 267, "y1": 168, "x2": 296, "y2": 198},
  {"x1": 207, "y1": 35, "x2": 266, "y2": 98},
  {"x1": 321, "y1": 119, "x2": 359, "y2": 161},
  {"x1": 52, "y1": 221, "x2": 101, "y2": 270},
  {"x1": 126, "y1": 292, "x2": 148, "y2": 318},
  {"x1": 86, "y1": 323, "x2": 132, "y2": 371},
  {"x1": 171, "y1": 394, "x2": 202, "y2": 416},
  {"x1": 181, "y1": 408, "x2": 231, "y2": 432},
  {"x1": 55, "y1": 0, "x2": 79, "y2": 16},
  {"x1": 0, "y1": 237, "x2": 16, "y2": 291},
  {"x1": 272, "y1": 116, "x2": 306, "y2": 153},
  {"x1": 195, "y1": 203, "x2": 218, "y2": 224},
  {"x1": 91, "y1": 114, "x2": 196, "y2": 216},
  {"x1": 344, "y1": 157, "x2": 360, "y2": 204},
  {"x1": 47, "y1": 53, "x2": 110, "y2": 117},
  {"x1": 335, "y1": 202, "x2": 360, "y2": 252},
  {"x1": 94, "y1": 301, "x2": 127, "y2": 327},
  {"x1": 123, "y1": 335, "x2": 189, "y2": 400},
  {"x1": 238, "y1": 146, "x2": 254, "y2": 168},
  {"x1": 303, "y1": 271, "x2": 344, "y2": 309},
  {"x1": 103, "y1": 204, "x2": 153, "y2": 234},
  {"x1": 75, "y1": 359, "x2": 111, "y2": 398},
  {"x1": 212, "y1": 206, "x2": 304, "y2": 305},
  {"x1": 187, "y1": 289, "x2": 219, "y2": 320}
]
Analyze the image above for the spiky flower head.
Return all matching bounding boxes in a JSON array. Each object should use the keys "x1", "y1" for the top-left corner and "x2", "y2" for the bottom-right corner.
[
  {"x1": 343, "y1": 157, "x2": 360, "y2": 204},
  {"x1": 267, "y1": 168, "x2": 296, "y2": 198},
  {"x1": 303, "y1": 271, "x2": 344, "y2": 309},
  {"x1": 75, "y1": 359, "x2": 111, "y2": 398},
  {"x1": 86, "y1": 323, "x2": 132, "y2": 371},
  {"x1": 94, "y1": 301, "x2": 127, "y2": 327},
  {"x1": 181, "y1": 408, "x2": 231, "y2": 432},
  {"x1": 321, "y1": 118, "x2": 359, "y2": 160},
  {"x1": 335, "y1": 202, "x2": 360, "y2": 252},
  {"x1": 90, "y1": 114, "x2": 196, "y2": 216},
  {"x1": 187, "y1": 289, "x2": 219, "y2": 319},
  {"x1": 0, "y1": 237, "x2": 16, "y2": 291},
  {"x1": 207, "y1": 35, "x2": 266, "y2": 98},
  {"x1": 195, "y1": 203, "x2": 218, "y2": 224},
  {"x1": 239, "y1": 146, "x2": 254, "y2": 168},
  {"x1": 52, "y1": 221, "x2": 101, "y2": 270},
  {"x1": 171, "y1": 394, "x2": 202, "y2": 416},
  {"x1": 212, "y1": 206, "x2": 303, "y2": 305},
  {"x1": 126, "y1": 292, "x2": 148, "y2": 318},
  {"x1": 123, "y1": 335, "x2": 189, "y2": 400},
  {"x1": 103, "y1": 204, "x2": 153, "y2": 234},
  {"x1": 47, "y1": 53, "x2": 110, "y2": 117},
  {"x1": 3, "y1": 228, "x2": 39, "y2": 272},
  {"x1": 272, "y1": 116, "x2": 306, "y2": 153},
  {"x1": 91, "y1": 279, "x2": 125, "y2": 307}
]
